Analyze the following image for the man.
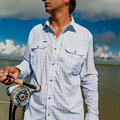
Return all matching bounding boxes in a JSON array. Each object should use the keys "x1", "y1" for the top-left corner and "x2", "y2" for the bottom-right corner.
[{"x1": 0, "y1": 0, "x2": 99, "y2": 120}]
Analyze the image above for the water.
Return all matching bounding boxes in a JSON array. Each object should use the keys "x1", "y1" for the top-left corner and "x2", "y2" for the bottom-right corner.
[
  {"x1": 96, "y1": 65, "x2": 120, "y2": 120},
  {"x1": 0, "y1": 60, "x2": 120, "y2": 120}
]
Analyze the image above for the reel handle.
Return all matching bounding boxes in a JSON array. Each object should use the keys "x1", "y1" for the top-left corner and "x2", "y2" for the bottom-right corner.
[{"x1": 0, "y1": 73, "x2": 41, "y2": 92}]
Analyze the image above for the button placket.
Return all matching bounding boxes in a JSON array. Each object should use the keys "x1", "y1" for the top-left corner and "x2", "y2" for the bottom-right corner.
[
  {"x1": 46, "y1": 46, "x2": 57, "y2": 120},
  {"x1": 46, "y1": 35, "x2": 63, "y2": 120},
  {"x1": 46, "y1": 85, "x2": 53, "y2": 119}
]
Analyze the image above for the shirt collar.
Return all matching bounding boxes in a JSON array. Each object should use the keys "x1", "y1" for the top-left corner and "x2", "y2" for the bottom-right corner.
[
  {"x1": 43, "y1": 16, "x2": 76, "y2": 32},
  {"x1": 67, "y1": 16, "x2": 76, "y2": 32},
  {"x1": 43, "y1": 17, "x2": 51, "y2": 30}
]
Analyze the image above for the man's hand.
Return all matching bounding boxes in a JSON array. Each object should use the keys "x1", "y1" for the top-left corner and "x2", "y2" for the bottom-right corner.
[{"x1": 0, "y1": 66, "x2": 20, "y2": 85}]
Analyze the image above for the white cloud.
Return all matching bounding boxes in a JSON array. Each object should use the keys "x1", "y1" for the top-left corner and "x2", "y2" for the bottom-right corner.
[
  {"x1": 0, "y1": 0, "x2": 120, "y2": 21},
  {"x1": 76, "y1": 0, "x2": 120, "y2": 21},
  {"x1": 94, "y1": 44, "x2": 120, "y2": 64},
  {"x1": 0, "y1": 0, "x2": 48, "y2": 20},
  {"x1": 0, "y1": 39, "x2": 25, "y2": 59},
  {"x1": 94, "y1": 45, "x2": 109, "y2": 58}
]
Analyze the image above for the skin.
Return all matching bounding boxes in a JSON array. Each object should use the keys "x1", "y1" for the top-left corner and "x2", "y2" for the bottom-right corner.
[
  {"x1": 43, "y1": 0, "x2": 71, "y2": 37},
  {"x1": 0, "y1": 0, "x2": 71, "y2": 85},
  {"x1": 0, "y1": 66, "x2": 20, "y2": 85}
]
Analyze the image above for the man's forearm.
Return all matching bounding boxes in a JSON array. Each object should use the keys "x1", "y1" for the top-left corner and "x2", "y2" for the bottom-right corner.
[{"x1": 16, "y1": 58, "x2": 33, "y2": 80}]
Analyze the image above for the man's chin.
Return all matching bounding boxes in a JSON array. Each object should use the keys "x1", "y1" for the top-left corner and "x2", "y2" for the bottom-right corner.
[{"x1": 45, "y1": 9, "x2": 52, "y2": 14}]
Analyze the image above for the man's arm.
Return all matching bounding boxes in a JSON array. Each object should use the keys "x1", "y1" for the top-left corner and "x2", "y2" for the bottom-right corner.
[
  {"x1": 81, "y1": 34, "x2": 99, "y2": 120},
  {"x1": 16, "y1": 31, "x2": 33, "y2": 80}
]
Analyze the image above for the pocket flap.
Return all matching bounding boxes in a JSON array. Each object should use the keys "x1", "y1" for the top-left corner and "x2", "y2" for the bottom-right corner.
[
  {"x1": 31, "y1": 41, "x2": 47, "y2": 49},
  {"x1": 65, "y1": 45, "x2": 84, "y2": 56}
]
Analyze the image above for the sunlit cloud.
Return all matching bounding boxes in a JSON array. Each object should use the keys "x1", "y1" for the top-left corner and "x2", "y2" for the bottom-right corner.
[
  {"x1": 94, "y1": 30, "x2": 120, "y2": 64},
  {"x1": 0, "y1": 39, "x2": 25, "y2": 59},
  {"x1": 94, "y1": 44, "x2": 120, "y2": 64},
  {"x1": 76, "y1": 0, "x2": 120, "y2": 21},
  {"x1": 0, "y1": 0, "x2": 48, "y2": 20}
]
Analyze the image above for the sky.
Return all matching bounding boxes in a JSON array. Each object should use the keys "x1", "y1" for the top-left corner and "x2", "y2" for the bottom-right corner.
[{"x1": 0, "y1": 0, "x2": 120, "y2": 64}]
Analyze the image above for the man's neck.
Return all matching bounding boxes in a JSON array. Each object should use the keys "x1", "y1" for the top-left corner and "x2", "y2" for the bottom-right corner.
[
  {"x1": 50, "y1": 14, "x2": 71, "y2": 28},
  {"x1": 50, "y1": 12, "x2": 71, "y2": 38}
]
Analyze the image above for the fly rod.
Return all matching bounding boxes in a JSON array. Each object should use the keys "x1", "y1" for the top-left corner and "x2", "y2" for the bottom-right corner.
[{"x1": 0, "y1": 73, "x2": 41, "y2": 92}]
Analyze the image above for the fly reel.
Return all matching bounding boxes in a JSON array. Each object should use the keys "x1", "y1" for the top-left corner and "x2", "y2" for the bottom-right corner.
[
  {"x1": 6, "y1": 85, "x2": 31, "y2": 107},
  {"x1": 0, "y1": 72, "x2": 41, "y2": 120}
]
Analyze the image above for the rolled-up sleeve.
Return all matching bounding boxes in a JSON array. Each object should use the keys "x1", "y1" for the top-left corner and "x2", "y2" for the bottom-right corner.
[{"x1": 81, "y1": 34, "x2": 99, "y2": 120}]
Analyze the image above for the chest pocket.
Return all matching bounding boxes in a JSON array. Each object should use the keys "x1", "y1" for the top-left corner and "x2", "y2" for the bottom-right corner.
[
  {"x1": 60, "y1": 45, "x2": 85, "y2": 75},
  {"x1": 30, "y1": 42, "x2": 48, "y2": 65}
]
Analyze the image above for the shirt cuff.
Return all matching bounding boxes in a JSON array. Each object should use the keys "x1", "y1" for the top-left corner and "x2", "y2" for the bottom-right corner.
[
  {"x1": 85, "y1": 113, "x2": 99, "y2": 120},
  {"x1": 15, "y1": 65, "x2": 27, "y2": 80}
]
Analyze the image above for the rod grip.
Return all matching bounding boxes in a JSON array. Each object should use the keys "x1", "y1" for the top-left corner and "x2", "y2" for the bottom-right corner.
[
  {"x1": 23, "y1": 82, "x2": 41, "y2": 92},
  {"x1": 0, "y1": 73, "x2": 23, "y2": 85},
  {"x1": 0, "y1": 72, "x2": 41, "y2": 92},
  {"x1": 13, "y1": 79, "x2": 23, "y2": 85}
]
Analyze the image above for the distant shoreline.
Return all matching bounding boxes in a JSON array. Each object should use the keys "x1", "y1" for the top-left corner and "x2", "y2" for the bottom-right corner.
[
  {"x1": 95, "y1": 64, "x2": 120, "y2": 67},
  {"x1": 0, "y1": 59, "x2": 22, "y2": 62},
  {"x1": 0, "y1": 59, "x2": 120, "y2": 67}
]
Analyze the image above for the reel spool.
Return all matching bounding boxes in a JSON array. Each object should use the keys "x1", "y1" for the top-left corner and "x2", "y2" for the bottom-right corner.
[{"x1": 7, "y1": 85, "x2": 31, "y2": 107}]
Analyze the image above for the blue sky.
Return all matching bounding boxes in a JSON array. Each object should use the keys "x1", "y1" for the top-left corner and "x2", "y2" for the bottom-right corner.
[{"x1": 0, "y1": 0, "x2": 120, "y2": 64}]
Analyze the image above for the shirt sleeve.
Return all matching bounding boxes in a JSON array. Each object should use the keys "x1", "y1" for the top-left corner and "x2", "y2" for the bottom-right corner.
[
  {"x1": 15, "y1": 31, "x2": 33, "y2": 80},
  {"x1": 80, "y1": 34, "x2": 99, "y2": 120}
]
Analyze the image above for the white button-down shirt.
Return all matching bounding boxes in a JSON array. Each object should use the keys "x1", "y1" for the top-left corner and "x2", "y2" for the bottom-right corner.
[{"x1": 16, "y1": 16, "x2": 98, "y2": 120}]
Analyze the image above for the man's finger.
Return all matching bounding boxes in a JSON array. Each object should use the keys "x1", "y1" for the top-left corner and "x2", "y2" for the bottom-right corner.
[
  {"x1": 2, "y1": 79, "x2": 9, "y2": 84},
  {"x1": 0, "y1": 75, "x2": 7, "y2": 82},
  {"x1": 3, "y1": 66, "x2": 12, "y2": 75},
  {"x1": 3, "y1": 78, "x2": 13, "y2": 84},
  {"x1": 5, "y1": 79, "x2": 14, "y2": 85}
]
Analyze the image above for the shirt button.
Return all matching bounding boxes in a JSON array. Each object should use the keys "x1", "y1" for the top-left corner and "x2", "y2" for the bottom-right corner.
[
  {"x1": 53, "y1": 33, "x2": 55, "y2": 36},
  {"x1": 37, "y1": 46, "x2": 39, "y2": 48},
  {"x1": 50, "y1": 79, "x2": 53, "y2": 82},
  {"x1": 48, "y1": 97, "x2": 51, "y2": 99},
  {"x1": 54, "y1": 48, "x2": 57, "y2": 50},
  {"x1": 74, "y1": 51, "x2": 76, "y2": 53},
  {"x1": 48, "y1": 114, "x2": 50, "y2": 116},
  {"x1": 52, "y1": 63, "x2": 54, "y2": 65}
]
